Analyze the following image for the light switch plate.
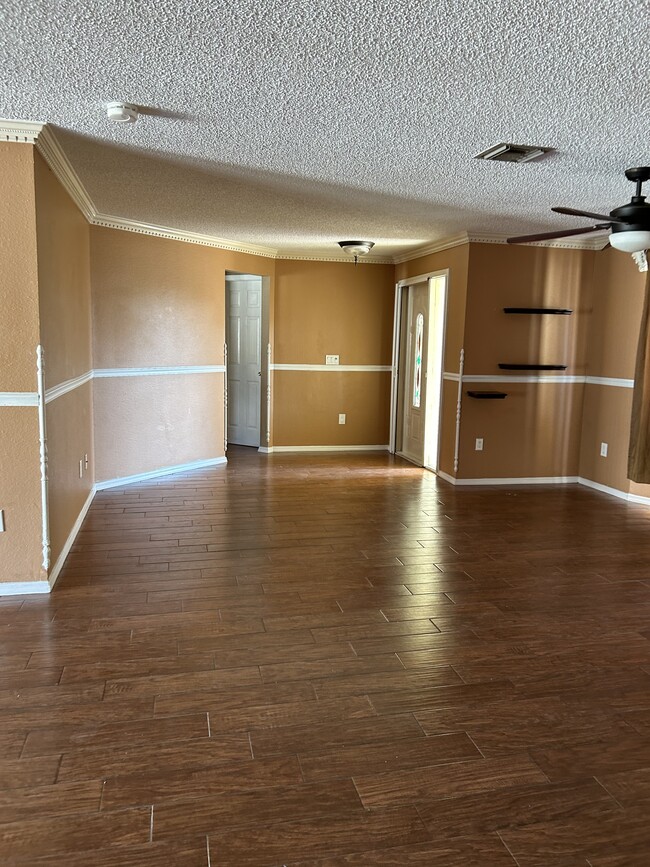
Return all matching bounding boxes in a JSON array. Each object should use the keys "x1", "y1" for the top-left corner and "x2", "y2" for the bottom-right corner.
[
  {"x1": 600, "y1": 442, "x2": 608, "y2": 457},
  {"x1": 475, "y1": 438, "x2": 484, "y2": 451},
  {"x1": 0, "y1": 510, "x2": 4, "y2": 532}
]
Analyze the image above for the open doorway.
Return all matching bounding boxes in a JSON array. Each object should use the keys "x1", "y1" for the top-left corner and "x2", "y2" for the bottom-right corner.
[
  {"x1": 225, "y1": 273, "x2": 263, "y2": 448},
  {"x1": 390, "y1": 271, "x2": 448, "y2": 471}
]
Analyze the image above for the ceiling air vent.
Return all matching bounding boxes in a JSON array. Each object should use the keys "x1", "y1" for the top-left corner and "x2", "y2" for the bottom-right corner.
[{"x1": 474, "y1": 143, "x2": 552, "y2": 163}]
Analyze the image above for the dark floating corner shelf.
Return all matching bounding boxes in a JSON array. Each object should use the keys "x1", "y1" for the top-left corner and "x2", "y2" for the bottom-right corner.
[
  {"x1": 498, "y1": 363, "x2": 567, "y2": 371},
  {"x1": 503, "y1": 307, "x2": 573, "y2": 315},
  {"x1": 467, "y1": 390, "x2": 508, "y2": 399}
]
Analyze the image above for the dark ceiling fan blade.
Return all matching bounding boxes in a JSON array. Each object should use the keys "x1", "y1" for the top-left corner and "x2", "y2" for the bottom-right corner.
[
  {"x1": 552, "y1": 206, "x2": 626, "y2": 223},
  {"x1": 506, "y1": 224, "x2": 611, "y2": 244}
]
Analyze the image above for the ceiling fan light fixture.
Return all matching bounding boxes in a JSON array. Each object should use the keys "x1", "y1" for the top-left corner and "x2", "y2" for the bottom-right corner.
[
  {"x1": 609, "y1": 230, "x2": 650, "y2": 254},
  {"x1": 338, "y1": 240, "x2": 375, "y2": 264}
]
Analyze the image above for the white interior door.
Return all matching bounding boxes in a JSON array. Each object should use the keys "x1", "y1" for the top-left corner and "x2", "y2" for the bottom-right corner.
[
  {"x1": 401, "y1": 282, "x2": 430, "y2": 465},
  {"x1": 227, "y1": 278, "x2": 261, "y2": 447}
]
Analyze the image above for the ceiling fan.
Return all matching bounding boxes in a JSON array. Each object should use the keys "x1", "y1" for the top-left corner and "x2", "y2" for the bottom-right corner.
[{"x1": 507, "y1": 167, "x2": 650, "y2": 257}]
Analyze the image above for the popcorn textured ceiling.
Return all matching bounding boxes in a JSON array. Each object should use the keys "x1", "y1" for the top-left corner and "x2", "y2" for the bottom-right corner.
[{"x1": 0, "y1": 0, "x2": 647, "y2": 257}]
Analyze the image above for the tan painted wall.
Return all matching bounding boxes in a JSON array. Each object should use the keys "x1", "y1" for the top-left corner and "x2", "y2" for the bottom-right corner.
[
  {"x1": 0, "y1": 144, "x2": 43, "y2": 585},
  {"x1": 579, "y1": 384, "x2": 632, "y2": 490},
  {"x1": 464, "y1": 244, "x2": 594, "y2": 376},
  {"x1": 45, "y1": 383, "x2": 94, "y2": 559},
  {"x1": 274, "y1": 260, "x2": 395, "y2": 364},
  {"x1": 586, "y1": 247, "x2": 644, "y2": 379},
  {"x1": 272, "y1": 259, "x2": 394, "y2": 446},
  {"x1": 90, "y1": 227, "x2": 274, "y2": 480},
  {"x1": 94, "y1": 373, "x2": 225, "y2": 481},
  {"x1": 460, "y1": 382, "x2": 585, "y2": 478},
  {"x1": 0, "y1": 410, "x2": 43, "y2": 583},
  {"x1": 273, "y1": 371, "x2": 391, "y2": 447},
  {"x1": 34, "y1": 152, "x2": 94, "y2": 567},
  {"x1": 35, "y1": 153, "x2": 92, "y2": 387},
  {"x1": 453, "y1": 244, "x2": 594, "y2": 480},
  {"x1": 579, "y1": 246, "x2": 647, "y2": 495},
  {"x1": 0, "y1": 144, "x2": 40, "y2": 392}
]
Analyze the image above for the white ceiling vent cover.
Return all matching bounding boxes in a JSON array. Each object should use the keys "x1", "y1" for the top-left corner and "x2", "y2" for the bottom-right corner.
[{"x1": 475, "y1": 143, "x2": 552, "y2": 163}]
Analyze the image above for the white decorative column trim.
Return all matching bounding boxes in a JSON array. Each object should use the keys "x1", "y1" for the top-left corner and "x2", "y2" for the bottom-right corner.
[
  {"x1": 36, "y1": 346, "x2": 50, "y2": 573},
  {"x1": 454, "y1": 349, "x2": 464, "y2": 474},
  {"x1": 223, "y1": 343, "x2": 228, "y2": 454},
  {"x1": 266, "y1": 342, "x2": 272, "y2": 445}
]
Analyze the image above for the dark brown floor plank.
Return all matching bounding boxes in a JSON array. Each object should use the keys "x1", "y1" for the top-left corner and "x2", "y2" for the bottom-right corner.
[
  {"x1": 299, "y1": 731, "x2": 480, "y2": 781},
  {"x1": 207, "y1": 806, "x2": 430, "y2": 865},
  {"x1": 5, "y1": 839, "x2": 209, "y2": 866},
  {"x1": 153, "y1": 778, "x2": 364, "y2": 838},
  {"x1": 102, "y1": 755, "x2": 302, "y2": 809},
  {"x1": 0, "y1": 806, "x2": 151, "y2": 859},
  {"x1": 354, "y1": 754, "x2": 548, "y2": 807},
  {"x1": 288, "y1": 835, "x2": 518, "y2": 865},
  {"x1": 58, "y1": 732, "x2": 252, "y2": 781}
]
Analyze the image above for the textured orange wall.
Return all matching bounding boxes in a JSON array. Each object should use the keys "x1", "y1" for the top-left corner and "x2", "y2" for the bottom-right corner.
[
  {"x1": 0, "y1": 143, "x2": 40, "y2": 392},
  {"x1": 579, "y1": 246, "x2": 646, "y2": 495},
  {"x1": 34, "y1": 152, "x2": 94, "y2": 566},
  {"x1": 271, "y1": 259, "x2": 394, "y2": 446},
  {"x1": 274, "y1": 260, "x2": 394, "y2": 364},
  {"x1": 453, "y1": 244, "x2": 593, "y2": 480},
  {"x1": 273, "y1": 371, "x2": 391, "y2": 447},
  {"x1": 0, "y1": 144, "x2": 43, "y2": 584},
  {"x1": 90, "y1": 227, "x2": 274, "y2": 480}
]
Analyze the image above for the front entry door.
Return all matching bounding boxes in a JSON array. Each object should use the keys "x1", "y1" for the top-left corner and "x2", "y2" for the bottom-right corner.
[
  {"x1": 401, "y1": 282, "x2": 430, "y2": 465},
  {"x1": 227, "y1": 279, "x2": 261, "y2": 447}
]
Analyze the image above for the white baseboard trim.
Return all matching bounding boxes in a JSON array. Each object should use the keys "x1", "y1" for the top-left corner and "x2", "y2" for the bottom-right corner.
[
  {"x1": 0, "y1": 580, "x2": 51, "y2": 596},
  {"x1": 439, "y1": 474, "x2": 579, "y2": 486},
  {"x1": 258, "y1": 447, "x2": 272, "y2": 454},
  {"x1": 48, "y1": 487, "x2": 96, "y2": 590},
  {"x1": 0, "y1": 486, "x2": 96, "y2": 597},
  {"x1": 95, "y1": 457, "x2": 227, "y2": 490},
  {"x1": 267, "y1": 445, "x2": 390, "y2": 453},
  {"x1": 578, "y1": 476, "x2": 650, "y2": 506}
]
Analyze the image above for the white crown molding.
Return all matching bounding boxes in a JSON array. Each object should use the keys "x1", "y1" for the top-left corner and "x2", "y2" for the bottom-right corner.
[
  {"x1": 278, "y1": 251, "x2": 394, "y2": 265},
  {"x1": 90, "y1": 213, "x2": 280, "y2": 259},
  {"x1": 0, "y1": 392, "x2": 39, "y2": 406},
  {"x1": 468, "y1": 232, "x2": 609, "y2": 251},
  {"x1": 393, "y1": 233, "x2": 470, "y2": 264},
  {"x1": 0, "y1": 118, "x2": 45, "y2": 143},
  {"x1": 37, "y1": 126, "x2": 96, "y2": 221}
]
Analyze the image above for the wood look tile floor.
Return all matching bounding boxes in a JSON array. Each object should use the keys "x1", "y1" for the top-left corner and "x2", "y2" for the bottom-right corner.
[{"x1": 3, "y1": 447, "x2": 650, "y2": 865}]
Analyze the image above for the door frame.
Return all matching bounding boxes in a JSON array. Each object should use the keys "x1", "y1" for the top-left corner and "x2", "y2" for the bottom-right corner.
[
  {"x1": 389, "y1": 269, "x2": 449, "y2": 470},
  {"x1": 225, "y1": 272, "x2": 270, "y2": 450}
]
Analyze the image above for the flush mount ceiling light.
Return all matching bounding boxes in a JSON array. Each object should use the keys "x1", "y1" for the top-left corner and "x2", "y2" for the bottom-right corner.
[
  {"x1": 106, "y1": 101, "x2": 138, "y2": 123},
  {"x1": 338, "y1": 240, "x2": 375, "y2": 265}
]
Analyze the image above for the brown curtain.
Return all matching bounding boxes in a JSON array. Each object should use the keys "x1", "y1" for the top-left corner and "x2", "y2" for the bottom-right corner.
[{"x1": 628, "y1": 270, "x2": 650, "y2": 482}]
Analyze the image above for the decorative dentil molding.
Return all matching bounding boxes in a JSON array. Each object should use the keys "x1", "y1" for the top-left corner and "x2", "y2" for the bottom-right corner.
[{"x1": 1, "y1": 118, "x2": 609, "y2": 263}]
